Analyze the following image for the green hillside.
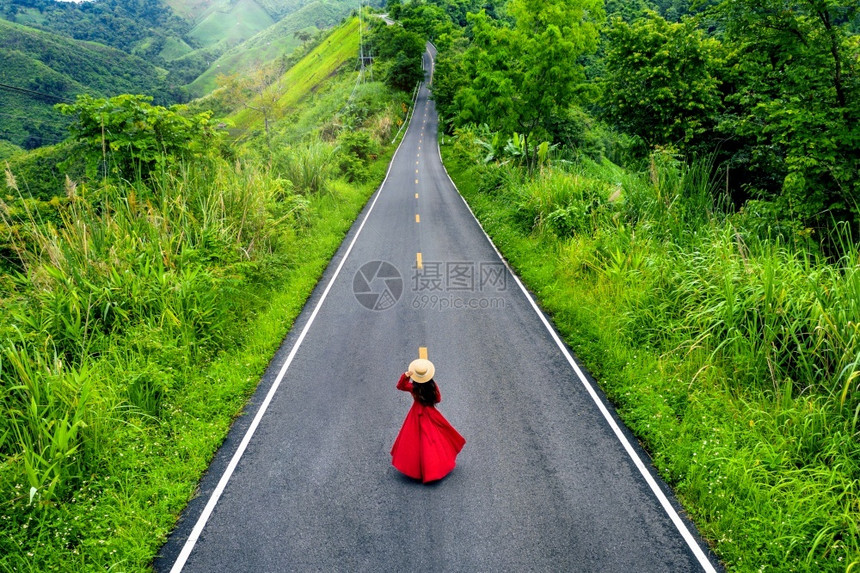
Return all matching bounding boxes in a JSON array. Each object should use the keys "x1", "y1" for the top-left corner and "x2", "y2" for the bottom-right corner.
[
  {"x1": 230, "y1": 15, "x2": 360, "y2": 130},
  {"x1": 0, "y1": 0, "x2": 191, "y2": 62},
  {"x1": 0, "y1": 18, "x2": 172, "y2": 148},
  {"x1": 256, "y1": 0, "x2": 313, "y2": 19},
  {"x1": 167, "y1": 0, "x2": 313, "y2": 21},
  {"x1": 0, "y1": 12, "x2": 410, "y2": 570},
  {"x1": 186, "y1": 0, "x2": 274, "y2": 48},
  {"x1": 158, "y1": 35, "x2": 195, "y2": 60},
  {"x1": 186, "y1": 0, "x2": 353, "y2": 97},
  {"x1": 0, "y1": 140, "x2": 23, "y2": 160}
]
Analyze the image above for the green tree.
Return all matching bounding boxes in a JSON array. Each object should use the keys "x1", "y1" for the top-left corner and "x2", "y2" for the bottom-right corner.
[
  {"x1": 369, "y1": 23, "x2": 425, "y2": 91},
  {"x1": 216, "y1": 64, "x2": 285, "y2": 142},
  {"x1": 399, "y1": 2, "x2": 457, "y2": 42},
  {"x1": 447, "y1": 0, "x2": 604, "y2": 168},
  {"x1": 432, "y1": 35, "x2": 470, "y2": 128},
  {"x1": 715, "y1": 0, "x2": 860, "y2": 227},
  {"x1": 56, "y1": 94, "x2": 222, "y2": 180},
  {"x1": 602, "y1": 12, "x2": 724, "y2": 150}
]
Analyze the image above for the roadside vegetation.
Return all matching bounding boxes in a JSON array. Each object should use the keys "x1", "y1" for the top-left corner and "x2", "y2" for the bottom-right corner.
[
  {"x1": 443, "y1": 142, "x2": 860, "y2": 571},
  {"x1": 0, "y1": 15, "x2": 414, "y2": 571},
  {"x1": 387, "y1": 0, "x2": 860, "y2": 569}
]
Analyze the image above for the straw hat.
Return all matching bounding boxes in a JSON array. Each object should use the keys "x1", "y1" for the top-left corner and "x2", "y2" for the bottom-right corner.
[{"x1": 408, "y1": 358, "x2": 435, "y2": 383}]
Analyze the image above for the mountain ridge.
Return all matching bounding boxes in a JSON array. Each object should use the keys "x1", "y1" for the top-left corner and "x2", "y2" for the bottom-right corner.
[{"x1": 0, "y1": 17, "x2": 173, "y2": 148}]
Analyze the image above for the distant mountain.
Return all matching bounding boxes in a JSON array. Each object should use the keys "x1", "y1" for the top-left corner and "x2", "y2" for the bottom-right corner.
[
  {"x1": 184, "y1": 0, "x2": 275, "y2": 49},
  {"x1": 0, "y1": 18, "x2": 171, "y2": 148},
  {"x1": 166, "y1": 0, "x2": 320, "y2": 22},
  {"x1": 228, "y1": 16, "x2": 360, "y2": 131},
  {"x1": 0, "y1": 0, "x2": 190, "y2": 61}
]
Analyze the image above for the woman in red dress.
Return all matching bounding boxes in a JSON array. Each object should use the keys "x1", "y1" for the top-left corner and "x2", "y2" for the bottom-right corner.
[{"x1": 391, "y1": 358, "x2": 465, "y2": 483}]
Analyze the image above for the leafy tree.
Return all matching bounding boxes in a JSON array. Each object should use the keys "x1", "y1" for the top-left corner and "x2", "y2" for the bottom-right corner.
[
  {"x1": 56, "y1": 94, "x2": 222, "y2": 180},
  {"x1": 386, "y1": 0, "x2": 403, "y2": 21},
  {"x1": 446, "y1": 0, "x2": 604, "y2": 168},
  {"x1": 399, "y1": 2, "x2": 457, "y2": 41},
  {"x1": 602, "y1": 12, "x2": 724, "y2": 150},
  {"x1": 714, "y1": 0, "x2": 860, "y2": 227},
  {"x1": 431, "y1": 35, "x2": 470, "y2": 127},
  {"x1": 216, "y1": 65, "x2": 285, "y2": 141},
  {"x1": 337, "y1": 130, "x2": 377, "y2": 182},
  {"x1": 368, "y1": 22, "x2": 425, "y2": 91}
]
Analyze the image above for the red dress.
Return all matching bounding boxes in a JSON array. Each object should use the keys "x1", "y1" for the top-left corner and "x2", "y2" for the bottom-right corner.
[{"x1": 391, "y1": 374, "x2": 465, "y2": 483}]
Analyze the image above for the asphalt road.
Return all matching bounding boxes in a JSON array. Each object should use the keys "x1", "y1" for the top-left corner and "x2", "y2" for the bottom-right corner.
[{"x1": 156, "y1": 48, "x2": 722, "y2": 573}]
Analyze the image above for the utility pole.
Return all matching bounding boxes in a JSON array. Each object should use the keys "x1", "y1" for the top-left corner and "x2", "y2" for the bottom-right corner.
[
  {"x1": 358, "y1": 0, "x2": 365, "y2": 82},
  {"x1": 358, "y1": 0, "x2": 374, "y2": 83}
]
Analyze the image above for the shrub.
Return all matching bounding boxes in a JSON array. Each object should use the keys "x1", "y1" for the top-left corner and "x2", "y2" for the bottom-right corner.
[
  {"x1": 273, "y1": 140, "x2": 336, "y2": 195},
  {"x1": 56, "y1": 94, "x2": 224, "y2": 181},
  {"x1": 336, "y1": 131, "x2": 377, "y2": 182}
]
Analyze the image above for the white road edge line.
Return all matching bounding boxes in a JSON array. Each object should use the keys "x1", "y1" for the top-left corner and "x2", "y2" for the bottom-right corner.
[
  {"x1": 435, "y1": 139, "x2": 718, "y2": 573},
  {"x1": 168, "y1": 91, "x2": 421, "y2": 573}
]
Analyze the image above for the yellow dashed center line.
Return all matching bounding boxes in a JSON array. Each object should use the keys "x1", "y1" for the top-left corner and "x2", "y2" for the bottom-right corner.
[
  {"x1": 415, "y1": 214, "x2": 420, "y2": 223},
  {"x1": 416, "y1": 252, "x2": 423, "y2": 269},
  {"x1": 415, "y1": 193, "x2": 419, "y2": 198},
  {"x1": 418, "y1": 346, "x2": 428, "y2": 359}
]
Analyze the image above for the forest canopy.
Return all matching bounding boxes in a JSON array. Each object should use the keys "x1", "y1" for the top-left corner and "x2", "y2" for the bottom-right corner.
[{"x1": 422, "y1": 0, "x2": 859, "y2": 235}]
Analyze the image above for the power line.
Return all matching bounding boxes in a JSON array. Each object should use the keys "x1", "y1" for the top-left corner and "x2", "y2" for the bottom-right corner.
[
  {"x1": 0, "y1": 109, "x2": 68, "y2": 121},
  {"x1": 0, "y1": 82, "x2": 73, "y2": 104}
]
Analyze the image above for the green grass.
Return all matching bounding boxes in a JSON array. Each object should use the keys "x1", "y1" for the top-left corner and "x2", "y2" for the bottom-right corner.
[
  {"x1": 10, "y1": 8, "x2": 47, "y2": 27},
  {"x1": 158, "y1": 36, "x2": 194, "y2": 61},
  {"x1": 441, "y1": 139, "x2": 860, "y2": 572}
]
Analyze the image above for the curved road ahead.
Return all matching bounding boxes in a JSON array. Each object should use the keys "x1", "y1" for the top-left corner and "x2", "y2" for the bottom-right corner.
[{"x1": 157, "y1": 48, "x2": 721, "y2": 573}]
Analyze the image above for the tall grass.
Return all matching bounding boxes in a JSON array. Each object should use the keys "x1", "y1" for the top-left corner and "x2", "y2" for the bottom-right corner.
[
  {"x1": 444, "y1": 142, "x2": 860, "y2": 570},
  {"x1": 274, "y1": 140, "x2": 336, "y2": 195},
  {"x1": 0, "y1": 156, "x2": 309, "y2": 508},
  {"x1": 1, "y1": 346, "x2": 90, "y2": 506},
  {"x1": 507, "y1": 151, "x2": 860, "y2": 415},
  {"x1": 630, "y1": 229, "x2": 860, "y2": 408}
]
